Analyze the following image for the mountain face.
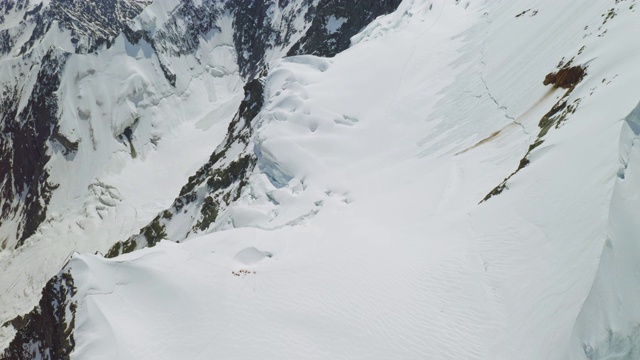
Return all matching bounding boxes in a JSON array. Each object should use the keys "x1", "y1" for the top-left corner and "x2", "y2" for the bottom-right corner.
[
  {"x1": 0, "y1": 0, "x2": 148, "y2": 249},
  {"x1": 0, "y1": 0, "x2": 402, "y2": 355},
  {"x1": 2, "y1": 0, "x2": 640, "y2": 359},
  {"x1": 0, "y1": 0, "x2": 401, "y2": 250}
]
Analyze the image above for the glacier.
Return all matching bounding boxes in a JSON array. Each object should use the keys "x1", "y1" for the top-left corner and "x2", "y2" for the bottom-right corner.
[{"x1": 2, "y1": 0, "x2": 640, "y2": 359}]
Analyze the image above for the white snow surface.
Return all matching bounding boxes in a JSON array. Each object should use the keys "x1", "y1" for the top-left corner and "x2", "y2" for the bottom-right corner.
[
  {"x1": 325, "y1": 16, "x2": 347, "y2": 34},
  {"x1": 0, "y1": 7, "x2": 243, "y2": 349},
  {"x1": 5, "y1": 0, "x2": 640, "y2": 358},
  {"x1": 0, "y1": 0, "x2": 324, "y2": 348}
]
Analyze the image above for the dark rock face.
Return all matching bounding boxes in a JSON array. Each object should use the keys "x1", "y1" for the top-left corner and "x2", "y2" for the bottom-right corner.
[
  {"x1": 0, "y1": 29, "x2": 14, "y2": 56},
  {"x1": 0, "y1": 0, "x2": 29, "y2": 24},
  {"x1": 0, "y1": 0, "x2": 147, "y2": 57},
  {"x1": 1, "y1": 270, "x2": 77, "y2": 360},
  {"x1": 152, "y1": 0, "x2": 222, "y2": 56},
  {"x1": 20, "y1": 0, "x2": 149, "y2": 54},
  {"x1": 0, "y1": 0, "x2": 29, "y2": 56},
  {"x1": 128, "y1": 0, "x2": 402, "y2": 81},
  {"x1": 288, "y1": 0, "x2": 403, "y2": 57},
  {"x1": 231, "y1": 0, "x2": 403, "y2": 78},
  {"x1": 0, "y1": 48, "x2": 69, "y2": 248},
  {"x1": 229, "y1": 0, "x2": 315, "y2": 79},
  {"x1": 0, "y1": 0, "x2": 148, "y2": 249}
]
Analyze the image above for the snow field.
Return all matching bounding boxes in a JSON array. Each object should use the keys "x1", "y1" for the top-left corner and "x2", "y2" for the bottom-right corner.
[
  {"x1": 3, "y1": 0, "x2": 640, "y2": 358},
  {"x1": 0, "y1": 8, "x2": 243, "y2": 349},
  {"x1": 72, "y1": 0, "x2": 640, "y2": 358}
]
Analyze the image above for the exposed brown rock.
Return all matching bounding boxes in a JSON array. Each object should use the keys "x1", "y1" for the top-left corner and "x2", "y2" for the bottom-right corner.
[{"x1": 543, "y1": 65, "x2": 586, "y2": 89}]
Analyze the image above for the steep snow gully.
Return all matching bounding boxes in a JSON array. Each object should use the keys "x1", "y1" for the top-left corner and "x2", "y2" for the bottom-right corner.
[{"x1": 2, "y1": 0, "x2": 640, "y2": 359}]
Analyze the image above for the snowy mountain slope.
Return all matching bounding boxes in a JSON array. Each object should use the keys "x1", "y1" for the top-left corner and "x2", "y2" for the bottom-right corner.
[
  {"x1": 102, "y1": 0, "x2": 405, "y2": 257},
  {"x1": 5, "y1": 0, "x2": 640, "y2": 359},
  {"x1": 570, "y1": 103, "x2": 640, "y2": 359},
  {"x1": 0, "y1": 4, "x2": 243, "y2": 349},
  {"x1": 0, "y1": 0, "x2": 403, "y2": 354},
  {"x1": 0, "y1": 0, "x2": 150, "y2": 249}
]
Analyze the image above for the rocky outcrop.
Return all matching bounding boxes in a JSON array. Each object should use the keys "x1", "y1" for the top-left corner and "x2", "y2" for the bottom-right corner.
[
  {"x1": 106, "y1": 78, "x2": 263, "y2": 257},
  {"x1": 288, "y1": 0, "x2": 403, "y2": 57},
  {"x1": 20, "y1": 0, "x2": 149, "y2": 54},
  {"x1": 1, "y1": 270, "x2": 77, "y2": 360},
  {"x1": 0, "y1": 48, "x2": 69, "y2": 248},
  {"x1": 1, "y1": 0, "x2": 406, "y2": 354}
]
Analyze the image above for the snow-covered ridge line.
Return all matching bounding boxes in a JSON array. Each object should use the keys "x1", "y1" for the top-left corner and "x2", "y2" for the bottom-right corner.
[
  {"x1": 1, "y1": 267, "x2": 76, "y2": 360},
  {"x1": 100, "y1": 0, "x2": 407, "y2": 255},
  {"x1": 0, "y1": 0, "x2": 404, "y2": 354},
  {"x1": 104, "y1": 78, "x2": 264, "y2": 257},
  {"x1": 8, "y1": 0, "x2": 640, "y2": 358},
  {"x1": 7, "y1": 0, "x2": 640, "y2": 358}
]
